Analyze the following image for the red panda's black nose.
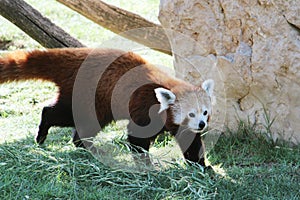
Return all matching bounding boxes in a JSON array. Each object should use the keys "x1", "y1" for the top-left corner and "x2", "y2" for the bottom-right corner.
[{"x1": 198, "y1": 121, "x2": 205, "y2": 130}]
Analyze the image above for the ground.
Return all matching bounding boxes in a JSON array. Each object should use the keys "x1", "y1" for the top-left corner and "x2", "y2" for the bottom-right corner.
[{"x1": 0, "y1": 0, "x2": 299, "y2": 199}]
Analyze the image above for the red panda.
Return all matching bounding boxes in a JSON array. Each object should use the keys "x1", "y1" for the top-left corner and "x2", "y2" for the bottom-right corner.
[{"x1": 0, "y1": 48, "x2": 214, "y2": 167}]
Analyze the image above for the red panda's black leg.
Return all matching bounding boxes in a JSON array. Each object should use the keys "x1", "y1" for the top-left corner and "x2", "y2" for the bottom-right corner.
[
  {"x1": 127, "y1": 134, "x2": 151, "y2": 153},
  {"x1": 127, "y1": 120, "x2": 160, "y2": 165},
  {"x1": 174, "y1": 131, "x2": 206, "y2": 167},
  {"x1": 71, "y1": 129, "x2": 96, "y2": 149},
  {"x1": 127, "y1": 134, "x2": 152, "y2": 165},
  {"x1": 36, "y1": 104, "x2": 74, "y2": 145},
  {"x1": 72, "y1": 130, "x2": 84, "y2": 148}
]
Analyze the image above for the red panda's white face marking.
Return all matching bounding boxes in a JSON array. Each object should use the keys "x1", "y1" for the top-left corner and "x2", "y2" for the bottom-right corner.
[{"x1": 155, "y1": 79, "x2": 214, "y2": 133}]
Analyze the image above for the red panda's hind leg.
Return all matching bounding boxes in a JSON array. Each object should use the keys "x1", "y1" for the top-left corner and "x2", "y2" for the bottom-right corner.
[{"x1": 36, "y1": 104, "x2": 74, "y2": 145}]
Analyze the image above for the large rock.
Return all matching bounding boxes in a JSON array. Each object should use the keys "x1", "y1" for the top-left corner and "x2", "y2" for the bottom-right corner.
[{"x1": 159, "y1": 0, "x2": 300, "y2": 144}]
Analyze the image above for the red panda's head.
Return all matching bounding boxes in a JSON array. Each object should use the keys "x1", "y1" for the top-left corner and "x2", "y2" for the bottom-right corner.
[{"x1": 155, "y1": 79, "x2": 215, "y2": 133}]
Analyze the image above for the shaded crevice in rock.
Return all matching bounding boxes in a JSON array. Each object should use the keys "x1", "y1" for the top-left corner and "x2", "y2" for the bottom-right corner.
[
  {"x1": 237, "y1": 89, "x2": 251, "y2": 111},
  {"x1": 284, "y1": 15, "x2": 300, "y2": 34},
  {"x1": 273, "y1": 0, "x2": 300, "y2": 30}
]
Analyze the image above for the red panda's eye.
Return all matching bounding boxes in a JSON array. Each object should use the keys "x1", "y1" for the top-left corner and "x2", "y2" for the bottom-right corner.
[
  {"x1": 188, "y1": 113, "x2": 195, "y2": 118},
  {"x1": 203, "y1": 110, "x2": 208, "y2": 116}
]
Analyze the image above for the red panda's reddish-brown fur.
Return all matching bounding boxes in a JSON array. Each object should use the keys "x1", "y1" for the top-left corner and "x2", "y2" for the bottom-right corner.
[{"x1": 0, "y1": 48, "x2": 209, "y2": 167}]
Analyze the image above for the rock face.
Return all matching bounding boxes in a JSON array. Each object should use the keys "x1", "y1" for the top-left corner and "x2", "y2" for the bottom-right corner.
[{"x1": 159, "y1": 0, "x2": 300, "y2": 144}]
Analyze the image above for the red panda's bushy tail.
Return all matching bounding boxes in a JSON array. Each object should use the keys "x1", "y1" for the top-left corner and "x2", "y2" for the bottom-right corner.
[
  {"x1": 0, "y1": 48, "x2": 153, "y2": 87},
  {"x1": 0, "y1": 50, "x2": 35, "y2": 83},
  {"x1": 0, "y1": 48, "x2": 92, "y2": 85}
]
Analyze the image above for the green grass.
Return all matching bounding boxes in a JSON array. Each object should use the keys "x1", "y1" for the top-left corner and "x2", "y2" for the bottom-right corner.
[
  {"x1": 208, "y1": 122, "x2": 300, "y2": 199},
  {"x1": 1, "y1": 0, "x2": 300, "y2": 199},
  {"x1": 1, "y1": 111, "x2": 299, "y2": 199}
]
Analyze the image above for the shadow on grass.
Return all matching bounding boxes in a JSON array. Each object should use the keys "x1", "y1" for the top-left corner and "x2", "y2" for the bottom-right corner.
[
  {"x1": 0, "y1": 124, "x2": 299, "y2": 199},
  {"x1": 0, "y1": 134, "x2": 217, "y2": 199},
  {"x1": 207, "y1": 122, "x2": 300, "y2": 199}
]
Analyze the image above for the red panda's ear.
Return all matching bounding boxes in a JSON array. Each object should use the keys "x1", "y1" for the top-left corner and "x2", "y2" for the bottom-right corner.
[
  {"x1": 202, "y1": 79, "x2": 214, "y2": 98},
  {"x1": 202, "y1": 79, "x2": 216, "y2": 105},
  {"x1": 154, "y1": 88, "x2": 176, "y2": 113}
]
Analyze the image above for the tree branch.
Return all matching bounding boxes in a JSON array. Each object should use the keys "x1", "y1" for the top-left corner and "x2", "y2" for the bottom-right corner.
[
  {"x1": 0, "y1": 0, "x2": 84, "y2": 48},
  {"x1": 57, "y1": 0, "x2": 172, "y2": 55}
]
